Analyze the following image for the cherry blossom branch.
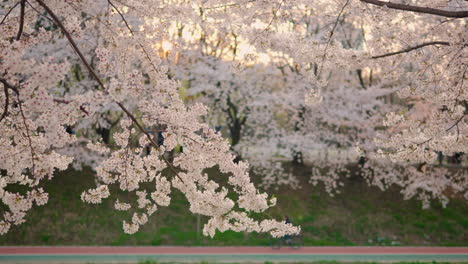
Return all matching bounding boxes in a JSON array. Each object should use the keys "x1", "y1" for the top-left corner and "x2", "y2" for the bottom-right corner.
[
  {"x1": 0, "y1": 1, "x2": 21, "y2": 25},
  {"x1": 360, "y1": 0, "x2": 468, "y2": 18},
  {"x1": 34, "y1": 0, "x2": 182, "y2": 178},
  {"x1": 371, "y1": 41, "x2": 451, "y2": 59},
  {"x1": 16, "y1": 0, "x2": 25, "y2": 40},
  {"x1": 35, "y1": 0, "x2": 106, "y2": 90},
  {"x1": 116, "y1": 102, "x2": 159, "y2": 148}
]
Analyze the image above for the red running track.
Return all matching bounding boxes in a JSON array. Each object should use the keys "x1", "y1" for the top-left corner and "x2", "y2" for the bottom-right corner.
[{"x1": 0, "y1": 246, "x2": 467, "y2": 255}]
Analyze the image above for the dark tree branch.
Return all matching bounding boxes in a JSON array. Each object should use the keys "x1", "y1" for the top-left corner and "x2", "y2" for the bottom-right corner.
[
  {"x1": 0, "y1": 1, "x2": 21, "y2": 25},
  {"x1": 356, "y1": 69, "x2": 366, "y2": 89},
  {"x1": 0, "y1": 86, "x2": 9, "y2": 123},
  {"x1": 371, "y1": 41, "x2": 451, "y2": 59},
  {"x1": 1, "y1": 77, "x2": 90, "y2": 116},
  {"x1": 0, "y1": 78, "x2": 19, "y2": 94},
  {"x1": 16, "y1": 0, "x2": 26, "y2": 40},
  {"x1": 361, "y1": 0, "x2": 468, "y2": 18},
  {"x1": 107, "y1": 0, "x2": 132, "y2": 32}
]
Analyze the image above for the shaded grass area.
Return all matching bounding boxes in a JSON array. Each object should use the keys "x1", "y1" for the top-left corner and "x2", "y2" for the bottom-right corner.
[{"x1": 0, "y1": 166, "x2": 467, "y2": 246}]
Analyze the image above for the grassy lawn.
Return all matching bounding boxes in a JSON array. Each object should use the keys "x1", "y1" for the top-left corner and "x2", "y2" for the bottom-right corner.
[{"x1": 0, "y1": 165, "x2": 466, "y2": 246}]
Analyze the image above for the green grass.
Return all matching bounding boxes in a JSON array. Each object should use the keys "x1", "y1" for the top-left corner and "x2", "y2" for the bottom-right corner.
[{"x1": 0, "y1": 165, "x2": 467, "y2": 246}]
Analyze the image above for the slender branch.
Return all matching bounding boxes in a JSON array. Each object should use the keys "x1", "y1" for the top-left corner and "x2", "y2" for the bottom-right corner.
[
  {"x1": 319, "y1": 0, "x2": 351, "y2": 76},
  {"x1": 16, "y1": 0, "x2": 26, "y2": 40},
  {"x1": 25, "y1": 1, "x2": 54, "y2": 24},
  {"x1": 371, "y1": 41, "x2": 451, "y2": 59},
  {"x1": 249, "y1": 0, "x2": 285, "y2": 47},
  {"x1": 446, "y1": 114, "x2": 466, "y2": 132},
  {"x1": 16, "y1": 92, "x2": 36, "y2": 177},
  {"x1": 0, "y1": 1, "x2": 21, "y2": 25},
  {"x1": 360, "y1": 0, "x2": 468, "y2": 18},
  {"x1": 412, "y1": 113, "x2": 466, "y2": 146},
  {"x1": 107, "y1": 0, "x2": 132, "y2": 32},
  {"x1": 1, "y1": 77, "x2": 90, "y2": 116},
  {"x1": 116, "y1": 102, "x2": 180, "y2": 176},
  {"x1": 121, "y1": 121, "x2": 133, "y2": 190},
  {"x1": 265, "y1": 0, "x2": 285, "y2": 31}
]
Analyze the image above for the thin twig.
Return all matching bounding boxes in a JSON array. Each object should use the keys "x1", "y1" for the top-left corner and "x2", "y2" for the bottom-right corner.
[
  {"x1": 412, "y1": 113, "x2": 466, "y2": 146},
  {"x1": 446, "y1": 114, "x2": 466, "y2": 132},
  {"x1": 107, "y1": 0, "x2": 159, "y2": 73},
  {"x1": 116, "y1": 102, "x2": 180, "y2": 176},
  {"x1": 371, "y1": 41, "x2": 451, "y2": 59},
  {"x1": 247, "y1": 0, "x2": 285, "y2": 57},
  {"x1": 17, "y1": 92, "x2": 36, "y2": 177},
  {"x1": 25, "y1": 1, "x2": 54, "y2": 23}
]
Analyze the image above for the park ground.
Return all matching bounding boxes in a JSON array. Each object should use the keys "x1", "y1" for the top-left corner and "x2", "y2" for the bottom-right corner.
[{"x1": 0, "y1": 164, "x2": 467, "y2": 246}]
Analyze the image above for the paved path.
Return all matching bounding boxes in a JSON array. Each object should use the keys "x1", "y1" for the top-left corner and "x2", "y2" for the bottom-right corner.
[{"x1": 0, "y1": 246, "x2": 467, "y2": 263}]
